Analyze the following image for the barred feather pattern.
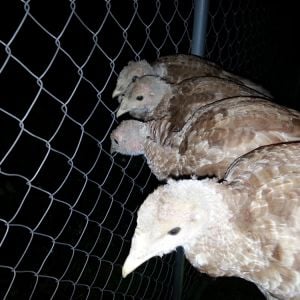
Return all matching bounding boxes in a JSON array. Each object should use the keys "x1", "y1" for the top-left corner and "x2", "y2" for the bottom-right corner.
[{"x1": 145, "y1": 97, "x2": 300, "y2": 180}]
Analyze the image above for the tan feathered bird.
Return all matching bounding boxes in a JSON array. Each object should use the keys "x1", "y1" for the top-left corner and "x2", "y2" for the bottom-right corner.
[
  {"x1": 122, "y1": 142, "x2": 300, "y2": 300},
  {"x1": 116, "y1": 75, "x2": 267, "y2": 121},
  {"x1": 112, "y1": 54, "x2": 271, "y2": 103},
  {"x1": 111, "y1": 97, "x2": 300, "y2": 180}
]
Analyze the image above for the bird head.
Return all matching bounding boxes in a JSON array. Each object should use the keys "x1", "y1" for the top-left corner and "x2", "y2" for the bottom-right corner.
[
  {"x1": 116, "y1": 75, "x2": 172, "y2": 119},
  {"x1": 122, "y1": 178, "x2": 221, "y2": 278},
  {"x1": 110, "y1": 120, "x2": 148, "y2": 155},
  {"x1": 112, "y1": 60, "x2": 154, "y2": 102}
]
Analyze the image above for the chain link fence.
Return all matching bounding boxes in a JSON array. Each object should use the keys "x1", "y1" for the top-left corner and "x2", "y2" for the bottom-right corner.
[
  {"x1": 205, "y1": 0, "x2": 300, "y2": 111},
  {"x1": 0, "y1": 0, "x2": 195, "y2": 299},
  {"x1": 1, "y1": 0, "x2": 298, "y2": 299}
]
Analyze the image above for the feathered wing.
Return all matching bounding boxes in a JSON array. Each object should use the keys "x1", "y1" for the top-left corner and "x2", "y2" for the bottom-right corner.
[
  {"x1": 152, "y1": 76, "x2": 267, "y2": 131},
  {"x1": 154, "y1": 54, "x2": 224, "y2": 82},
  {"x1": 144, "y1": 97, "x2": 300, "y2": 180},
  {"x1": 224, "y1": 142, "x2": 300, "y2": 299},
  {"x1": 154, "y1": 54, "x2": 271, "y2": 97},
  {"x1": 178, "y1": 97, "x2": 300, "y2": 178}
]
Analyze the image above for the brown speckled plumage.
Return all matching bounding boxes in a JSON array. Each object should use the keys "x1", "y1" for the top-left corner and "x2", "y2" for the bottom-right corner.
[
  {"x1": 111, "y1": 97, "x2": 300, "y2": 180},
  {"x1": 116, "y1": 75, "x2": 267, "y2": 121},
  {"x1": 112, "y1": 54, "x2": 271, "y2": 103},
  {"x1": 122, "y1": 142, "x2": 300, "y2": 299}
]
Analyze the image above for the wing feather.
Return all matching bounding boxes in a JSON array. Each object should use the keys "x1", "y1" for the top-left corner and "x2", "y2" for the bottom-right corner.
[
  {"x1": 153, "y1": 76, "x2": 266, "y2": 131},
  {"x1": 145, "y1": 97, "x2": 300, "y2": 179},
  {"x1": 225, "y1": 142, "x2": 300, "y2": 293}
]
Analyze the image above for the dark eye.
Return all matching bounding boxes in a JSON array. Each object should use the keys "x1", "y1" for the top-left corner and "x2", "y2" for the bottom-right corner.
[
  {"x1": 136, "y1": 95, "x2": 144, "y2": 101},
  {"x1": 132, "y1": 75, "x2": 138, "y2": 82},
  {"x1": 168, "y1": 227, "x2": 181, "y2": 235},
  {"x1": 113, "y1": 138, "x2": 119, "y2": 145}
]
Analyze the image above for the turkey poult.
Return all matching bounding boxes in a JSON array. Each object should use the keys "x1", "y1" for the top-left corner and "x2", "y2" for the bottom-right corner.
[
  {"x1": 112, "y1": 54, "x2": 271, "y2": 103},
  {"x1": 116, "y1": 75, "x2": 267, "y2": 121},
  {"x1": 122, "y1": 142, "x2": 300, "y2": 300},
  {"x1": 111, "y1": 97, "x2": 300, "y2": 180}
]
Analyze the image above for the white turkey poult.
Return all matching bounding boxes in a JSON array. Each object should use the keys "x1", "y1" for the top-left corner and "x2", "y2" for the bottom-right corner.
[{"x1": 122, "y1": 141, "x2": 300, "y2": 300}]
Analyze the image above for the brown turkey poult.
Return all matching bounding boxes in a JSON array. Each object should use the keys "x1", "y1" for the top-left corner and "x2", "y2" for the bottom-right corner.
[
  {"x1": 122, "y1": 141, "x2": 300, "y2": 300},
  {"x1": 116, "y1": 75, "x2": 268, "y2": 122},
  {"x1": 111, "y1": 96, "x2": 300, "y2": 180},
  {"x1": 112, "y1": 54, "x2": 271, "y2": 104}
]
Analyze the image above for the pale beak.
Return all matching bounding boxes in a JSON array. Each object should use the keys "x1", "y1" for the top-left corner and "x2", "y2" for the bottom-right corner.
[
  {"x1": 116, "y1": 103, "x2": 130, "y2": 118},
  {"x1": 122, "y1": 255, "x2": 145, "y2": 278},
  {"x1": 112, "y1": 88, "x2": 123, "y2": 99},
  {"x1": 110, "y1": 141, "x2": 116, "y2": 154},
  {"x1": 122, "y1": 251, "x2": 156, "y2": 278},
  {"x1": 122, "y1": 232, "x2": 160, "y2": 278}
]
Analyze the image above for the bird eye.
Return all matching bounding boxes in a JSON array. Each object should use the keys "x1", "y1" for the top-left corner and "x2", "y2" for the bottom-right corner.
[
  {"x1": 113, "y1": 138, "x2": 119, "y2": 145},
  {"x1": 136, "y1": 95, "x2": 144, "y2": 101},
  {"x1": 168, "y1": 227, "x2": 181, "y2": 235},
  {"x1": 132, "y1": 75, "x2": 138, "y2": 82}
]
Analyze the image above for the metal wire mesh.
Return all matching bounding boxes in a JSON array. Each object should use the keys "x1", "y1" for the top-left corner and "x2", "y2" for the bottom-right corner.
[
  {"x1": 0, "y1": 0, "x2": 294, "y2": 299},
  {"x1": 205, "y1": 0, "x2": 274, "y2": 84},
  {"x1": 0, "y1": 0, "x2": 194, "y2": 299}
]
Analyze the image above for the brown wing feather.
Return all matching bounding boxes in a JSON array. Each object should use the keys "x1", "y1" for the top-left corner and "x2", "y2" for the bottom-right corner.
[
  {"x1": 224, "y1": 142, "x2": 300, "y2": 296},
  {"x1": 154, "y1": 54, "x2": 223, "y2": 83},
  {"x1": 178, "y1": 97, "x2": 300, "y2": 178},
  {"x1": 153, "y1": 54, "x2": 271, "y2": 97},
  {"x1": 153, "y1": 76, "x2": 267, "y2": 131},
  {"x1": 145, "y1": 97, "x2": 300, "y2": 179},
  {"x1": 225, "y1": 142, "x2": 300, "y2": 185},
  {"x1": 155, "y1": 54, "x2": 220, "y2": 68}
]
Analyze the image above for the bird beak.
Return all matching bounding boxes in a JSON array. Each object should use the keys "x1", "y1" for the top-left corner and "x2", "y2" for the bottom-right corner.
[
  {"x1": 112, "y1": 89, "x2": 119, "y2": 99},
  {"x1": 122, "y1": 254, "x2": 148, "y2": 278},
  {"x1": 112, "y1": 89, "x2": 125, "y2": 104},
  {"x1": 110, "y1": 143, "x2": 116, "y2": 154},
  {"x1": 112, "y1": 88, "x2": 122, "y2": 99},
  {"x1": 116, "y1": 102, "x2": 130, "y2": 118},
  {"x1": 122, "y1": 231, "x2": 161, "y2": 278},
  {"x1": 122, "y1": 248, "x2": 158, "y2": 278},
  {"x1": 110, "y1": 138, "x2": 118, "y2": 154}
]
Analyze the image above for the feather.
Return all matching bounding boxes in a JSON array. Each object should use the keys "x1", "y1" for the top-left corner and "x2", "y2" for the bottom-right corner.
[
  {"x1": 116, "y1": 75, "x2": 267, "y2": 121},
  {"x1": 112, "y1": 54, "x2": 271, "y2": 103},
  {"x1": 122, "y1": 142, "x2": 300, "y2": 299},
  {"x1": 111, "y1": 97, "x2": 300, "y2": 180}
]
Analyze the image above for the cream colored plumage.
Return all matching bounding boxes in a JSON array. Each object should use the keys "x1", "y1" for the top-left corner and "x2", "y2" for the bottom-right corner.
[
  {"x1": 116, "y1": 75, "x2": 267, "y2": 121},
  {"x1": 122, "y1": 142, "x2": 300, "y2": 300},
  {"x1": 112, "y1": 54, "x2": 271, "y2": 104},
  {"x1": 111, "y1": 97, "x2": 300, "y2": 180}
]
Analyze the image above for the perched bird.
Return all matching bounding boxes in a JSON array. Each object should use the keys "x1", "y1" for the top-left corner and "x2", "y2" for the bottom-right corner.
[
  {"x1": 116, "y1": 75, "x2": 267, "y2": 121},
  {"x1": 112, "y1": 54, "x2": 271, "y2": 103},
  {"x1": 122, "y1": 142, "x2": 300, "y2": 300},
  {"x1": 111, "y1": 97, "x2": 300, "y2": 180},
  {"x1": 111, "y1": 119, "x2": 147, "y2": 156}
]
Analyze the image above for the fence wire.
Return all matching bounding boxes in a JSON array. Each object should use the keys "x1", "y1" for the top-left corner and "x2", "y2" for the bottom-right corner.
[
  {"x1": 0, "y1": 0, "x2": 195, "y2": 299},
  {"x1": 0, "y1": 0, "x2": 291, "y2": 299},
  {"x1": 205, "y1": 0, "x2": 275, "y2": 86}
]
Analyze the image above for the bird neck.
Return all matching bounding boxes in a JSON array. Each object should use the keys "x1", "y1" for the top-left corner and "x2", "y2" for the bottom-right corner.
[
  {"x1": 194, "y1": 179, "x2": 237, "y2": 227},
  {"x1": 183, "y1": 181, "x2": 265, "y2": 278},
  {"x1": 131, "y1": 123, "x2": 149, "y2": 155},
  {"x1": 152, "y1": 64, "x2": 166, "y2": 78},
  {"x1": 177, "y1": 179, "x2": 237, "y2": 242}
]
